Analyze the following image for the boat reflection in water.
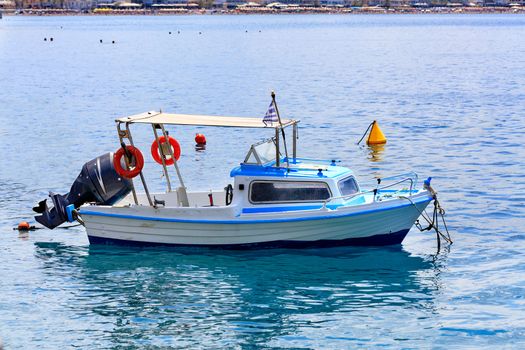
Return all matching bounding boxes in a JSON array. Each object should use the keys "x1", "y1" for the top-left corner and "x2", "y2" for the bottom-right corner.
[{"x1": 33, "y1": 242, "x2": 445, "y2": 347}]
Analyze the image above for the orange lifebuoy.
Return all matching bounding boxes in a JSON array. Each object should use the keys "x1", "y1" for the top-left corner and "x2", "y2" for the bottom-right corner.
[
  {"x1": 151, "y1": 136, "x2": 181, "y2": 166},
  {"x1": 113, "y1": 145, "x2": 144, "y2": 179}
]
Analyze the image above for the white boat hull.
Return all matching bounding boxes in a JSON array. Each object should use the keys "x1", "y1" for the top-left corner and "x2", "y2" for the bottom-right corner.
[{"x1": 80, "y1": 192, "x2": 432, "y2": 248}]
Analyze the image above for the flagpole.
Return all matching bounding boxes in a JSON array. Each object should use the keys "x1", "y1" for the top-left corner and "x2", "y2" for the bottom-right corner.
[{"x1": 271, "y1": 91, "x2": 290, "y2": 170}]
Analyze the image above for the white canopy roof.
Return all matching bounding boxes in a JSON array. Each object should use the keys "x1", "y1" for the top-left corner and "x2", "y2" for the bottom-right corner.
[{"x1": 116, "y1": 111, "x2": 296, "y2": 128}]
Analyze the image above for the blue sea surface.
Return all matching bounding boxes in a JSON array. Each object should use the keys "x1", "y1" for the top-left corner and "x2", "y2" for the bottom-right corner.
[{"x1": 1, "y1": 14, "x2": 525, "y2": 348}]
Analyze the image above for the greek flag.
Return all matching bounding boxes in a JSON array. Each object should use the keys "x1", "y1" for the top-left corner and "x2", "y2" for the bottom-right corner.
[{"x1": 263, "y1": 100, "x2": 278, "y2": 126}]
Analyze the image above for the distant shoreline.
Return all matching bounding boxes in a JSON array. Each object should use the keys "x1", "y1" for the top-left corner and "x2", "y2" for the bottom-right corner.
[{"x1": 2, "y1": 6, "x2": 525, "y2": 16}]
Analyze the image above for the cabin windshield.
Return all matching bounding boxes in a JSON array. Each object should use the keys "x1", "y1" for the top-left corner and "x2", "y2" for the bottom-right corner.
[
  {"x1": 244, "y1": 138, "x2": 279, "y2": 165},
  {"x1": 338, "y1": 176, "x2": 359, "y2": 196},
  {"x1": 250, "y1": 181, "x2": 331, "y2": 203}
]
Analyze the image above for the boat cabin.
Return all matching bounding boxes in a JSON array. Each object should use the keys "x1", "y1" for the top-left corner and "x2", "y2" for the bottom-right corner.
[{"x1": 230, "y1": 138, "x2": 362, "y2": 211}]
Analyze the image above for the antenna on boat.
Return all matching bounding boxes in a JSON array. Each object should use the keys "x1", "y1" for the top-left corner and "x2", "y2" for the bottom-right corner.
[{"x1": 271, "y1": 91, "x2": 290, "y2": 171}]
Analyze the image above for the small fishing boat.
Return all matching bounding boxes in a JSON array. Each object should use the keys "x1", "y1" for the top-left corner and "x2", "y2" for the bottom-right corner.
[{"x1": 33, "y1": 96, "x2": 443, "y2": 248}]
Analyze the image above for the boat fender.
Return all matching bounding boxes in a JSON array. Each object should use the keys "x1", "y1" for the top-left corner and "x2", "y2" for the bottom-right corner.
[
  {"x1": 151, "y1": 136, "x2": 181, "y2": 166},
  {"x1": 113, "y1": 145, "x2": 144, "y2": 179}
]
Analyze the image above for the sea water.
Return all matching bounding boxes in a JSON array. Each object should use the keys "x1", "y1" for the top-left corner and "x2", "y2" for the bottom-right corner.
[{"x1": 0, "y1": 14, "x2": 524, "y2": 348}]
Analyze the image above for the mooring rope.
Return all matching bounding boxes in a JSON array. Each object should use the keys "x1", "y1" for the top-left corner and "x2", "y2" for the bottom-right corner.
[
  {"x1": 398, "y1": 193, "x2": 452, "y2": 251},
  {"x1": 357, "y1": 121, "x2": 374, "y2": 145}
]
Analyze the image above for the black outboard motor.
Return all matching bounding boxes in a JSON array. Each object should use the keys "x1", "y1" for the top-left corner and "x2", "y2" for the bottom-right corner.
[{"x1": 33, "y1": 152, "x2": 132, "y2": 229}]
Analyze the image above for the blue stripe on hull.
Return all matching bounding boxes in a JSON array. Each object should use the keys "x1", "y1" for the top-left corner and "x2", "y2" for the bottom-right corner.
[
  {"x1": 87, "y1": 229, "x2": 410, "y2": 249},
  {"x1": 80, "y1": 196, "x2": 432, "y2": 225}
]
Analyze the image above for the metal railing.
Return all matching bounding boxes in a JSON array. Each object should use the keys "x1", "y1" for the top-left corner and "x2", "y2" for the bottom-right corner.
[
  {"x1": 322, "y1": 172, "x2": 419, "y2": 208},
  {"x1": 380, "y1": 172, "x2": 418, "y2": 191}
]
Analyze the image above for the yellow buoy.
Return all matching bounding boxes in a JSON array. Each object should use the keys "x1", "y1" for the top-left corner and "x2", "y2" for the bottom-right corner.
[{"x1": 367, "y1": 120, "x2": 387, "y2": 145}]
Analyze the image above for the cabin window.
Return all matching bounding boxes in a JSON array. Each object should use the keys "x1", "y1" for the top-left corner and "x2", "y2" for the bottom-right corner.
[
  {"x1": 338, "y1": 176, "x2": 359, "y2": 196},
  {"x1": 250, "y1": 181, "x2": 331, "y2": 203}
]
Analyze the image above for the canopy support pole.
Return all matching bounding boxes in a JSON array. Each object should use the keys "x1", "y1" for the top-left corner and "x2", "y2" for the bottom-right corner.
[
  {"x1": 126, "y1": 123, "x2": 154, "y2": 207},
  {"x1": 159, "y1": 124, "x2": 189, "y2": 207},
  {"x1": 292, "y1": 122, "x2": 297, "y2": 162},
  {"x1": 116, "y1": 123, "x2": 138, "y2": 205},
  {"x1": 152, "y1": 124, "x2": 172, "y2": 192}
]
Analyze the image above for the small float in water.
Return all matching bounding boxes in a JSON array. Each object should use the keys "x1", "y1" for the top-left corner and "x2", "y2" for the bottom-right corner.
[{"x1": 33, "y1": 96, "x2": 447, "y2": 248}]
